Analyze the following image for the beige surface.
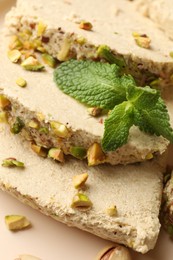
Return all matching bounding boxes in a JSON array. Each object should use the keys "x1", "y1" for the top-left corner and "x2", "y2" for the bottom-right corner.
[{"x1": 0, "y1": 1, "x2": 173, "y2": 259}]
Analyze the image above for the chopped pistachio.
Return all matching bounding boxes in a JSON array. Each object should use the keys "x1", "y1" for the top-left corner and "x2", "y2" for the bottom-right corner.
[
  {"x1": 87, "y1": 107, "x2": 102, "y2": 117},
  {"x1": 15, "y1": 255, "x2": 39, "y2": 260},
  {"x1": 8, "y1": 49, "x2": 21, "y2": 63},
  {"x1": 79, "y1": 21, "x2": 93, "y2": 31},
  {"x1": 36, "y1": 112, "x2": 45, "y2": 121},
  {"x1": 9, "y1": 35, "x2": 22, "y2": 50},
  {"x1": 72, "y1": 173, "x2": 88, "y2": 189},
  {"x1": 95, "y1": 244, "x2": 132, "y2": 260},
  {"x1": 37, "y1": 46, "x2": 46, "y2": 53},
  {"x1": 0, "y1": 95, "x2": 11, "y2": 109},
  {"x1": 71, "y1": 193, "x2": 92, "y2": 209},
  {"x1": 39, "y1": 127, "x2": 49, "y2": 134},
  {"x1": 16, "y1": 77, "x2": 27, "y2": 88},
  {"x1": 76, "y1": 36, "x2": 86, "y2": 45},
  {"x1": 57, "y1": 38, "x2": 71, "y2": 61},
  {"x1": 2, "y1": 158, "x2": 24, "y2": 168},
  {"x1": 42, "y1": 53, "x2": 56, "y2": 68},
  {"x1": 106, "y1": 205, "x2": 117, "y2": 216},
  {"x1": 37, "y1": 21, "x2": 47, "y2": 37},
  {"x1": 50, "y1": 121, "x2": 69, "y2": 138},
  {"x1": 70, "y1": 146, "x2": 87, "y2": 160},
  {"x1": 5, "y1": 215, "x2": 30, "y2": 231},
  {"x1": 87, "y1": 143, "x2": 106, "y2": 166},
  {"x1": 97, "y1": 45, "x2": 125, "y2": 68},
  {"x1": 28, "y1": 119, "x2": 39, "y2": 129},
  {"x1": 21, "y1": 57, "x2": 45, "y2": 71},
  {"x1": 145, "y1": 153, "x2": 153, "y2": 160},
  {"x1": 0, "y1": 111, "x2": 8, "y2": 123},
  {"x1": 11, "y1": 117, "x2": 25, "y2": 134},
  {"x1": 48, "y1": 147, "x2": 64, "y2": 162},
  {"x1": 132, "y1": 32, "x2": 151, "y2": 49},
  {"x1": 31, "y1": 143, "x2": 47, "y2": 158}
]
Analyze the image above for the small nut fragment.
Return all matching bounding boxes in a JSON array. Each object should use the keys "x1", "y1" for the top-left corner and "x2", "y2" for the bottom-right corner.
[
  {"x1": 9, "y1": 35, "x2": 22, "y2": 50},
  {"x1": 11, "y1": 117, "x2": 25, "y2": 134},
  {"x1": 37, "y1": 21, "x2": 47, "y2": 36},
  {"x1": 15, "y1": 255, "x2": 41, "y2": 260},
  {"x1": 70, "y1": 146, "x2": 87, "y2": 160},
  {"x1": 48, "y1": 147, "x2": 64, "y2": 162},
  {"x1": 95, "y1": 244, "x2": 132, "y2": 260},
  {"x1": 71, "y1": 193, "x2": 92, "y2": 210},
  {"x1": 145, "y1": 153, "x2": 153, "y2": 160},
  {"x1": 16, "y1": 77, "x2": 27, "y2": 88},
  {"x1": 5, "y1": 215, "x2": 31, "y2": 231},
  {"x1": 106, "y1": 205, "x2": 117, "y2": 217},
  {"x1": 31, "y1": 143, "x2": 47, "y2": 158},
  {"x1": 79, "y1": 21, "x2": 93, "y2": 31},
  {"x1": 28, "y1": 119, "x2": 39, "y2": 129},
  {"x1": 42, "y1": 53, "x2": 56, "y2": 68},
  {"x1": 2, "y1": 158, "x2": 25, "y2": 168},
  {"x1": 8, "y1": 49, "x2": 21, "y2": 63},
  {"x1": 76, "y1": 36, "x2": 86, "y2": 45},
  {"x1": 72, "y1": 173, "x2": 88, "y2": 189},
  {"x1": 50, "y1": 120, "x2": 69, "y2": 138},
  {"x1": 169, "y1": 52, "x2": 173, "y2": 58},
  {"x1": 87, "y1": 143, "x2": 106, "y2": 166},
  {"x1": 87, "y1": 107, "x2": 102, "y2": 117},
  {"x1": 0, "y1": 95, "x2": 11, "y2": 109},
  {"x1": 57, "y1": 38, "x2": 71, "y2": 61},
  {"x1": 132, "y1": 32, "x2": 151, "y2": 49},
  {"x1": 21, "y1": 57, "x2": 45, "y2": 71},
  {"x1": 0, "y1": 111, "x2": 8, "y2": 123}
]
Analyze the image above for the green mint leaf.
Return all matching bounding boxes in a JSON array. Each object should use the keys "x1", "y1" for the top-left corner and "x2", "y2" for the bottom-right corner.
[
  {"x1": 54, "y1": 59, "x2": 127, "y2": 109},
  {"x1": 134, "y1": 97, "x2": 173, "y2": 142},
  {"x1": 102, "y1": 101, "x2": 134, "y2": 151}
]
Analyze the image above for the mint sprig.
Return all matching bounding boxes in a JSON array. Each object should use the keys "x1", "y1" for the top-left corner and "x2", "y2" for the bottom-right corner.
[{"x1": 54, "y1": 60, "x2": 173, "y2": 151}]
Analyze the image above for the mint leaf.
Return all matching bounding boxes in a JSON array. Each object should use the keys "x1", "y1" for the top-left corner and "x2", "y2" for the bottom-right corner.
[
  {"x1": 102, "y1": 101, "x2": 134, "y2": 151},
  {"x1": 54, "y1": 59, "x2": 127, "y2": 109},
  {"x1": 134, "y1": 98, "x2": 173, "y2": 142}
]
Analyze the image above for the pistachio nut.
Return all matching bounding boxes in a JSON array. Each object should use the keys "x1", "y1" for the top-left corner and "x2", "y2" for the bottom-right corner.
[
  {"x1": 79, "y1": 21, "x2": 93, "y2": 31},
  {"x1": 15, "y1": 255, "x2": 41, "y2": 260},
  {"x1": 70, "y1": 146, "x2": 87, "y2": 160},
  {"x1": 21, "y1": 57, "x2": 44, "y2": 71},
  {"x1": 42, "y1": 53, "x2": 56, "y2": 68},
  {"x1": 31, "y1": 143, "x2": 47, "y2": 158},
  {"x1": 9, "y1": 35, "x2": 22, "y2": 50},
  {"x1": 8, "y1": 49, "x2": 21, "y2": 63},
  {"x1": 48, "y1": 147, "x2": 64, "y2": 162},
  {"x1": 87, "y1": 142, "x2": 106, "y2": 166},
  {"x1": 11, "y1": 117, "x2": 25, "y2": 134},
  {"x1": 145, "y1": 153, "x2": 153, "y2": 160},
  {"x1": 71, "y1": 193, "x2": 92, "y2": 210},
  {"x1": 16, "y1": 77, "x2": 27, "y2": 88},
  {"x1": 95, "y1": 244, "x2": 132, "y2": 260},
  {"x1": 37, "y1": 21, "x2": 47, "y2": 37},
  {"x1": 57, "y1": 38, "x2": 71, "y2": 61},
  {"x1": 50, "y1": 120, "x2": 69, "y2": 138},
  {"x1": 5, "y1": 215, "x2": 31, "y2": 231},
  {"x1": 28, "y1": 119, "x2": 40, "y2": 129},
  {"x1": 132, "y1": 32, "x2": 151, "y2": 49},
  {"x1": 0, "y1": 111, "x2": 8, "y2": 123},
  {"x1": 72, "y1": 173, "x2": 88, "y2": 189},
  {"x1": 2, "y1": 158, "x2": 25, "y2": 168},
  {"x1": 87, "y1": 107, "x2": 102, "y2": 117},
  {"x1": 0, "y1": 94, "x2": 11, "y2": 109},
  {"x1": 106, "y1": 205, "x2": 117, "y2": 217}
]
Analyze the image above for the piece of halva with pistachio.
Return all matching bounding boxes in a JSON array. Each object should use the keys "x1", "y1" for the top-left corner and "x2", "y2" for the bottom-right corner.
[
  {"x1": 5, "y1": 0, "x2": 173, "y2": 91},
  {"x1": 0, "y1": 124, "x2": 167, "y2": 253},
  {"x1": 0, "y1": 33, "x2": 169, "y2": 166}
]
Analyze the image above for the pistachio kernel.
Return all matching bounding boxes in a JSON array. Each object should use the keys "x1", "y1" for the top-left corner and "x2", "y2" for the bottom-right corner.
[
  {"x1": 50, "y1": 121, "x2": 69, "y2": 138},
  {"x1": 71, "y1": 193, "x2": 92, "y2": 210},
  {"x1": 145, "y1": 153, "x2": 153, "y2": 160},
  {"x1": 57, "y1": 38, "x2": 71, "y2": 61},
  {"x1": 39, "y1": 127, "x2": 49, "y2": 134},
  {"x1": 70, "y1": 146, "x2": 87, "y2": 160},
  {"x1": 95, "y1": 244, "x2": 132, "y2": 260},
  {"x1": 31, "y1": 143, "x2": 47, "y2": 158},
  {"x1": 48, "y1": 148, "x2": 64, "y2": 163},
  {"x1": 106, "y1": 205, "x2": 117, "y2": 217},
  {"x1": 37, "y1": 21, "x2": 47, "y2": 37},
  {"x1": 5, "y1": 215, "x2": 31, "y2": 231},
  {"x1": 8, "y1": 49, "x2": 21, "y2": 63},
  {"x1": 87, "y1": 143, "x2": 106, "y2": 166},
  {"x1": 87, "y1": 107, "x2": 102, "y2": 117},
  {"x1": 21, "y1": 57, "x2": 45, "y2": 71},
  {"x1": 9, "y1": 35, "x2": 22, "y2": 50},
  {"x1": 72, "y1": 173, "x2": 88, "y2": 189},
  {"x1": 132, "y1": 32, "x2": 151, "y2": 49},
  {"x1": 42, "y1": 53, "x2": 57, "y2": 68},
  {"x1": 0, "y1": 95, "x2": 11, "y2": 109},
  {"x1": 2, "y1": 158, "x2": 25, "y2": 168},
  {"x1": 76, "y1": 36, "x2": 86, "y2": 45},
  {"x1": 28, "y1": 119, "x2": 39, "y2": 129},
  {"x1": 16, "y1": 77, "x2": 27, "y2": 88},
  {"x1": 79, "y1": 21, "x2": 93, "y2": 31},
  {"x1": 11, "y1": 117, "x2": 25, "y2": 134}
]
